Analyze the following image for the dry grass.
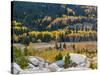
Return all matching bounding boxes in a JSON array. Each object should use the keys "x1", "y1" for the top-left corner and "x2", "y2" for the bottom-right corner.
[
  {"x1": 30, "y1": 49, "x2": 68, "y2": 62},
  {"x1": 25, "y1": 41, "x2": 97, "y2": 62}
]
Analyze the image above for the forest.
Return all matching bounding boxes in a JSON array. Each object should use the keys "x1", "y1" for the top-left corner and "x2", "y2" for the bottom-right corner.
[{"x1": 12, "y1": 2, "x2": 97, "y2": 44}]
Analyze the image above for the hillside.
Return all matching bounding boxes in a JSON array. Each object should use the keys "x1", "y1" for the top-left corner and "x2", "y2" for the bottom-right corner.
[
  {"x1": 12, "y1": 1, "x2": 97, "y2": 31},
  {"x1": 12, "y1": 1, "x2": 97, "y2": 44}
]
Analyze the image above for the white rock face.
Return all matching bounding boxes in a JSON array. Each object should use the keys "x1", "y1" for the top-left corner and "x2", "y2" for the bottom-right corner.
[
  {"x1": 28, "y1": 56, "x2": 39, "y2": 66},
  {"x1": 70, "y1": 53, "x2": 86, "y2": 64},
  {"x1": 63, "y1": 53, "x2": 90, "y2": 67},
  {"x1": 28, "y1": 56, "x2": 46, "y2": 68},
  {"x1": 12, "y1": 63, "x2": 23, "y2": 74},
  {"x1": 47, "y1": 63, "x2": 60, "y2": 72}
]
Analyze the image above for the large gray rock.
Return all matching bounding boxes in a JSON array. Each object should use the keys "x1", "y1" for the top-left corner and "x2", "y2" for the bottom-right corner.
[
  {"x1": 63, "y1": 53, "x2": 90, "y2": 67},
  {"x1": 54, "y1": 60, "x2": 64, "y2": 67},
  {"x1": 27, "y1": 63, "x2": 36, "y2": 69},
  {"x1": 28, "y1": 56, "x2": 39, "y2": 66},
  {"x1": 70, "y1": 53, "x2": 86, "y2": 64},
  {"x1": 35, "y1": 56, "x2": 46, "y2": 68},
  {"x1": 12, "y1": 63, "x2": 23, "y2": 74},
  {"x1": 28, "y1": 56, "x2": 48, "y2": 68},
  {"x1": 47, "y1": 63, "x2": 60, "y2": 72}
]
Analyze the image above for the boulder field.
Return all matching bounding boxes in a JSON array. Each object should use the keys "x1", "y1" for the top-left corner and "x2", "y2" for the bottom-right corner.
[{"x1": 12, "y1": 53, "x2": 91, "y2": 74}]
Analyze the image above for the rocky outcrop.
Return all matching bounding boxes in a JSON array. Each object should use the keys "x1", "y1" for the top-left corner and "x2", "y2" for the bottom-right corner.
[
  {"x1": 12, "y1": 63, "x2": 23, "y2": 74},
  {"x1": 12, "y1": 53, "x2": 91, "y2": 74},
  {"x1": 47, "y1": 63, "x2": 60, "y2": 72}
]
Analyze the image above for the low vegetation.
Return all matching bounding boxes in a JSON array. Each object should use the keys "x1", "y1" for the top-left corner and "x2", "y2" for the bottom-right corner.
[{"x1": 13, "y1": 46, "x2": 28, "y2": 69}]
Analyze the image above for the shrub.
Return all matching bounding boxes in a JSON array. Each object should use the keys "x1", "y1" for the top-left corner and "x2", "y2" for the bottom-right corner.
[
  {"x1": 89, "y1": 62, "x2": 97, "y2": 69},
  {"x1": 13, "y1": 46, "x2": 23, "y2": 61},
  {"x1": 55, "y1": 52, "x2": 63, "y2": 61},
  {"x1": 17, "y1": 56, "x2": 28, "y2": 69},
  {"x1": 24, "y1": 47, "x2": 28, "y2": 56},
  {"x1": 63, "y1": 53, "x2": 72, "y2": 68},
  {"x1": 13, "y1": 46, "x2": 28, "y2": 69}
]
